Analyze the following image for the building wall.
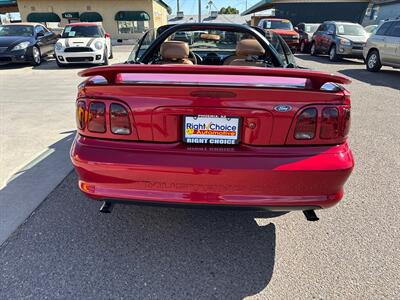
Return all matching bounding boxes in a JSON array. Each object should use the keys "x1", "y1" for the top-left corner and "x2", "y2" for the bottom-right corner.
[
  {"x1": 151, "y1": 0, "x2": 168, "y2": 29},
  {"x1": 362, "y1": 0, "x2": 400, "y2": 25},
  {"x1": 17, "y1": 0, "x2": 168, "y2": 40},
  {"x1": 272, "y1": 2, "x2": 370, "y2": 24}
]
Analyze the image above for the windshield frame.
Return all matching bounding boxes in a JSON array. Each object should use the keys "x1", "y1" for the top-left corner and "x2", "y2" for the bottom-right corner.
[
  {"x1": 131, "y1": 23, "x2": 285, "y2": 67},
  {"x1": 0, "y1": 25, "x2": 34, "y2": 37}
]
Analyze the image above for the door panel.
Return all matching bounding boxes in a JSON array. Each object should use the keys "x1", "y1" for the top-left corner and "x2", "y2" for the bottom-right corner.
[{"x1": 385, "y1": 21, "x2": 400, "y2": 64}]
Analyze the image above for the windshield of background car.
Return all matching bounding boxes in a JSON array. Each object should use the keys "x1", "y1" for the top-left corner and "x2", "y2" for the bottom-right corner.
[
  {"x1": 336, "y1": 24, "x2": 366, "y2": 36},
  {"x1": 305, "y1": 24, "x2": 319, "y2": 33},
  {"x1": 0, "y1": 25, "x2": 33, "y2": 37},
  {"x1": 264, "y1": 20, "x2": 293, "y2": 30},
  {"x1": 61, "y1": 25, "x2": 101, "y2": 38}
]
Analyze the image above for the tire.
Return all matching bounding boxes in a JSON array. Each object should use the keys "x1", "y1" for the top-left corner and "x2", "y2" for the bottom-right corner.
[
  {"x1": 300, "y1": 40, "x2": 306, "y2": 53},
  {"x1": 31, "y1": 46, "x2": 41, "y2": 66},
  {"x1": 329, "y1": 45, "x2": 340, "y2": 62},
  {"x1": 366, "y1": 50, "x2": 382, "y2": 72},
  {"x1": 310, "y1": 42, "x2": 317, "y2": 56},
  {"x1": 103, "y1": 48, "x2": 109, "y2": 65},
  {"x1": 56, "y1": 58, "x2": 65, "y2": 68}
]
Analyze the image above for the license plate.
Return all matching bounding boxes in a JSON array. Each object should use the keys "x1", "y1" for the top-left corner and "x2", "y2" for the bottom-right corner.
[{"x1": 183, "y1": 115, "x2": 240, "y2": 145}]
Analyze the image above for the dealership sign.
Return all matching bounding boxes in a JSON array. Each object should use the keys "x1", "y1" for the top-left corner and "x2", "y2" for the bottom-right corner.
[{"x1": 62, "y1": 12, "x2": 80, "y2": 19}]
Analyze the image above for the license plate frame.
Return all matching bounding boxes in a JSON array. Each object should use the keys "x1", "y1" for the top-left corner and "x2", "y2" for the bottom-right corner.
[{"x1": 183, "y1": 115, "x2": 241, "y2": 145}]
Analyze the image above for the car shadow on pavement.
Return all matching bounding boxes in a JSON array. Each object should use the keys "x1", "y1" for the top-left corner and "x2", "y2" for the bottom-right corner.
[
  {"x1": 0, "y1": 171, "x2": 279, "y2": 299},
  {"x1": 32, "y1": 59, "x2": 94, "y2": 70},
  {"x1": 338, "y1": 68, "x2": 400, "y2": 90},
  {"x1": 296, "y1": 54, "x2": 365, "y2": 66}
]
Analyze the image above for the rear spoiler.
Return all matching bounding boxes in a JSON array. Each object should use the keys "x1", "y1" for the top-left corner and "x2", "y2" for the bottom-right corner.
[{"x1": 79, "y1": 64, "x2": 351, "y2": 91}]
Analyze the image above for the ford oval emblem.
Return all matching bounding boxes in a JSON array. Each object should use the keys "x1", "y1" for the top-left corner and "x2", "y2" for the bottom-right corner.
[{"x1": 274, "y1": 105, "x2": 292, "y2": 112}]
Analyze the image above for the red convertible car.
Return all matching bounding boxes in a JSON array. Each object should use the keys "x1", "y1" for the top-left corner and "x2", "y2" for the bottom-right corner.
[{"x1": 71, "y1": 23, "x2": 354, "y2": 221}]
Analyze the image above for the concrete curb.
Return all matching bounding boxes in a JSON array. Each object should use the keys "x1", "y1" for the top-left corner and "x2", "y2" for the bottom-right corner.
[{"x1": 0, "y1": 133, "x2": 75, "y2": 246}]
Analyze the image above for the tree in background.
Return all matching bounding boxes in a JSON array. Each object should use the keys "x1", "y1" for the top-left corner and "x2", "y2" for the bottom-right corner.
[{"x1": 219, "y1": 6, "x2": 239, "y2": 14}]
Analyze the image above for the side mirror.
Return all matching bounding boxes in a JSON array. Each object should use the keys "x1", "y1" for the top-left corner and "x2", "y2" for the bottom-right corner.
[
  {"x1": 294, "y1": 27, "x2": 299, "y2": 32},
  {"x1": 105, "y1": 33, "x2": 111, "y2": 38},
  {"x1": 37, "y1": 31, "x2": 45, "y2": 37}
]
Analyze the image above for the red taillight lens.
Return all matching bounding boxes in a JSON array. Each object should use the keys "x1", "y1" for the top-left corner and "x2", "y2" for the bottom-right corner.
[
  {"x1": 342, "y1": 108, "x2": 351, "y2": 137},
  {"x1": 110, "y1": 103, "x2": 131, "y2": 135},
  {"x1": 76, "y1": 101, "x2": 86, "y2": 129},
  {"x1": 294, "y1": 108, "x2": 317, "y2": 140},
  {"x1": 88, "y1": 102, "x2": 106, "y2": 133},
  {"x1": 320, "y1": 107, "x2": 339, "y2": 139}
]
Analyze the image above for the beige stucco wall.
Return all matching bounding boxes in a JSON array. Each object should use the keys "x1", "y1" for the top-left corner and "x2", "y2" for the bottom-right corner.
[{"x1": 17, "y1": 0, "x2": 168, "y2": 40}]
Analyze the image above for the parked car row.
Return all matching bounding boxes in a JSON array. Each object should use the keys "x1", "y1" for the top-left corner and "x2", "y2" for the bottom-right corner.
[
  {"x1": 0, "y1": 22, "x2": 113, "y2": 67},
  {"x1": 257, "y1": 17, "x2": 399, "y2": 73}
]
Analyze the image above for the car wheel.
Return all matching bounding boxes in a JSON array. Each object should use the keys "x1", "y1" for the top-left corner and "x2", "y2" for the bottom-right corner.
[
  {"x1": 329, "y1": 45, "x2": 340, "y2": 62},
  {"x1": 56, "y1": 58, "x2": 65, "y2": 68},
  {"x1": 366, "y1": 50, "x2": 382, "y2": 72},
  {"x1": 300, "y1": 41, "x2": 306, "y2": 53},
  {"x1": 103, "y1": 48, "x2": 109, "y2": 65},
  {"x1": 31, "y1": 46, "x2": 41, "y2": 66},
  {"x1": 310, "y1": 42, "x2": 317, "y2": 56}
]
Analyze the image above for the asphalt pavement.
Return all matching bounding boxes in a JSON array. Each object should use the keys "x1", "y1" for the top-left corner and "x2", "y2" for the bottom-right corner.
[{"x1": 0, "y1": 54, "x2": 399, "y2": 299}]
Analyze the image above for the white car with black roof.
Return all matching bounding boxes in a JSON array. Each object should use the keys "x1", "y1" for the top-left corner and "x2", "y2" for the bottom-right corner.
[{"x1": 55, "y1": 22, "x2": 112, "y2": 67}]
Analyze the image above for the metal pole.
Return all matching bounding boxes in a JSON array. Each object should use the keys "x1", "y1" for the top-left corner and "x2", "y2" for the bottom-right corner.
[
  {"x1": 198, "y1": 0, "x2": 201, "y2": 23},
  {"x1": 177, "y1": 0, "x2": 180, "y2": 12}
]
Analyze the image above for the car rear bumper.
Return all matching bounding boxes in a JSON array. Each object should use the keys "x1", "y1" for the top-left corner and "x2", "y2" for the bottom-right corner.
[{"x1": 71, "y1": 135, "x2": 354, "y2": 210}]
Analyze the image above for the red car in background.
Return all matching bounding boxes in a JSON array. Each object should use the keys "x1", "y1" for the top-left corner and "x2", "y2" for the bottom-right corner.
[
  {"x1": 258, "y1": 18, "x2": 300, "y2": 52},
  {"x1": 71, "y1": 23, "x2": 354, "y2": 221}
]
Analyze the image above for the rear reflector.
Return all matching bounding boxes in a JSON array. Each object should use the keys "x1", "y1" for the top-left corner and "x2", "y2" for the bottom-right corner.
[
  {"x1": 294, "y1": 108, "x2": 317, "y2": 140},
  {"x1": 76, "y1": 101, "x2": 86, "y2": 130},
  {"x1": 88, "y1": 102, "x2": 106, "y2": 133},
  {"x1": 342, "y1": 108, "x2": 351, "y2": 137},
  {"x1": 320, "y1": 107, "x2": 339, "y2": 139},
  {"x1": 110, "y1": 103, "x2": 131, "y2": 135}
]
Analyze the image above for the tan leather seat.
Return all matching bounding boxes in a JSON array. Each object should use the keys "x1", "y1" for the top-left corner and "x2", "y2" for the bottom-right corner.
[
  {"x1": 228, "y1": 39, "x2": 266, "y2": 67},
  {"x1": 159, "y1": 41, "x2": 193, "y2": 65}
]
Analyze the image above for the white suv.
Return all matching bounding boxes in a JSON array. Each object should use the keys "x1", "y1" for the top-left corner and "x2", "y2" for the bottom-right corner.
[{"x1": 55, "y1": 22, "x2": 112, "y2": 67}]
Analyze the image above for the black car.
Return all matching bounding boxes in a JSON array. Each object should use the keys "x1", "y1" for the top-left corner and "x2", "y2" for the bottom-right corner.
[
  {"x1": 295, "y1": 23, "x2": 320, "y2": 53},
  {"x1": 0, "y1": 23, "x2": 58, "y2": 66}
]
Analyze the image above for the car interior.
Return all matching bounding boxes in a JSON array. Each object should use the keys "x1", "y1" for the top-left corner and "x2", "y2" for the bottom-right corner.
[{"x1": 130, "y1": 27, "x2": 283, "y2": 67}]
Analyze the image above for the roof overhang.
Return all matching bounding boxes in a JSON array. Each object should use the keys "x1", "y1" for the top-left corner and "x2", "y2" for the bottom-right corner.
[
  {"x1": 241, "y1": 0, "x2": 273, "y2": 16},
  {"x1": 0, "y1": 0, "x2": 17, "y2": 13}
]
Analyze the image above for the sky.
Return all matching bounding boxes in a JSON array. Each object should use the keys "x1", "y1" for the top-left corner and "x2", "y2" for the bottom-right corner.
[{"x1": 164, "y1": 0, "x2": 260, "y2": 15}]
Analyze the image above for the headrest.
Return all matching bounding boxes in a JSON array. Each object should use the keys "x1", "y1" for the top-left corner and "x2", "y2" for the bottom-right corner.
[
  {"x1": 200, "y1": 33, "x2": 221, "y2": 41},
  {"x1": 236, "y1": 39, "x2": 265, "y2": 56},
  {"x1": 161, "y1": 41, "x2": 190, "y2": 60}
]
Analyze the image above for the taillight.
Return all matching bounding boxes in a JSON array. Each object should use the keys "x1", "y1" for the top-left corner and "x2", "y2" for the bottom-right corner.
[
  {"x1": 294, "y1": 108, "x2": 317, "y2": 140},
  {"x1": 320, "y1": 107, "x2": 339, "y2": 139},
  {"x1": 88, "y1": 102, "x2": 106, "y2": 133},
  {"x1": 342, "y1": 108, "x2": 351, "y2": 137},
  {"x1": 110, "y1": 103, "x2": 131, "y2": 135},
  {"x1": 76, "y1": 101, "x2": 86, "y2": 129}
]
